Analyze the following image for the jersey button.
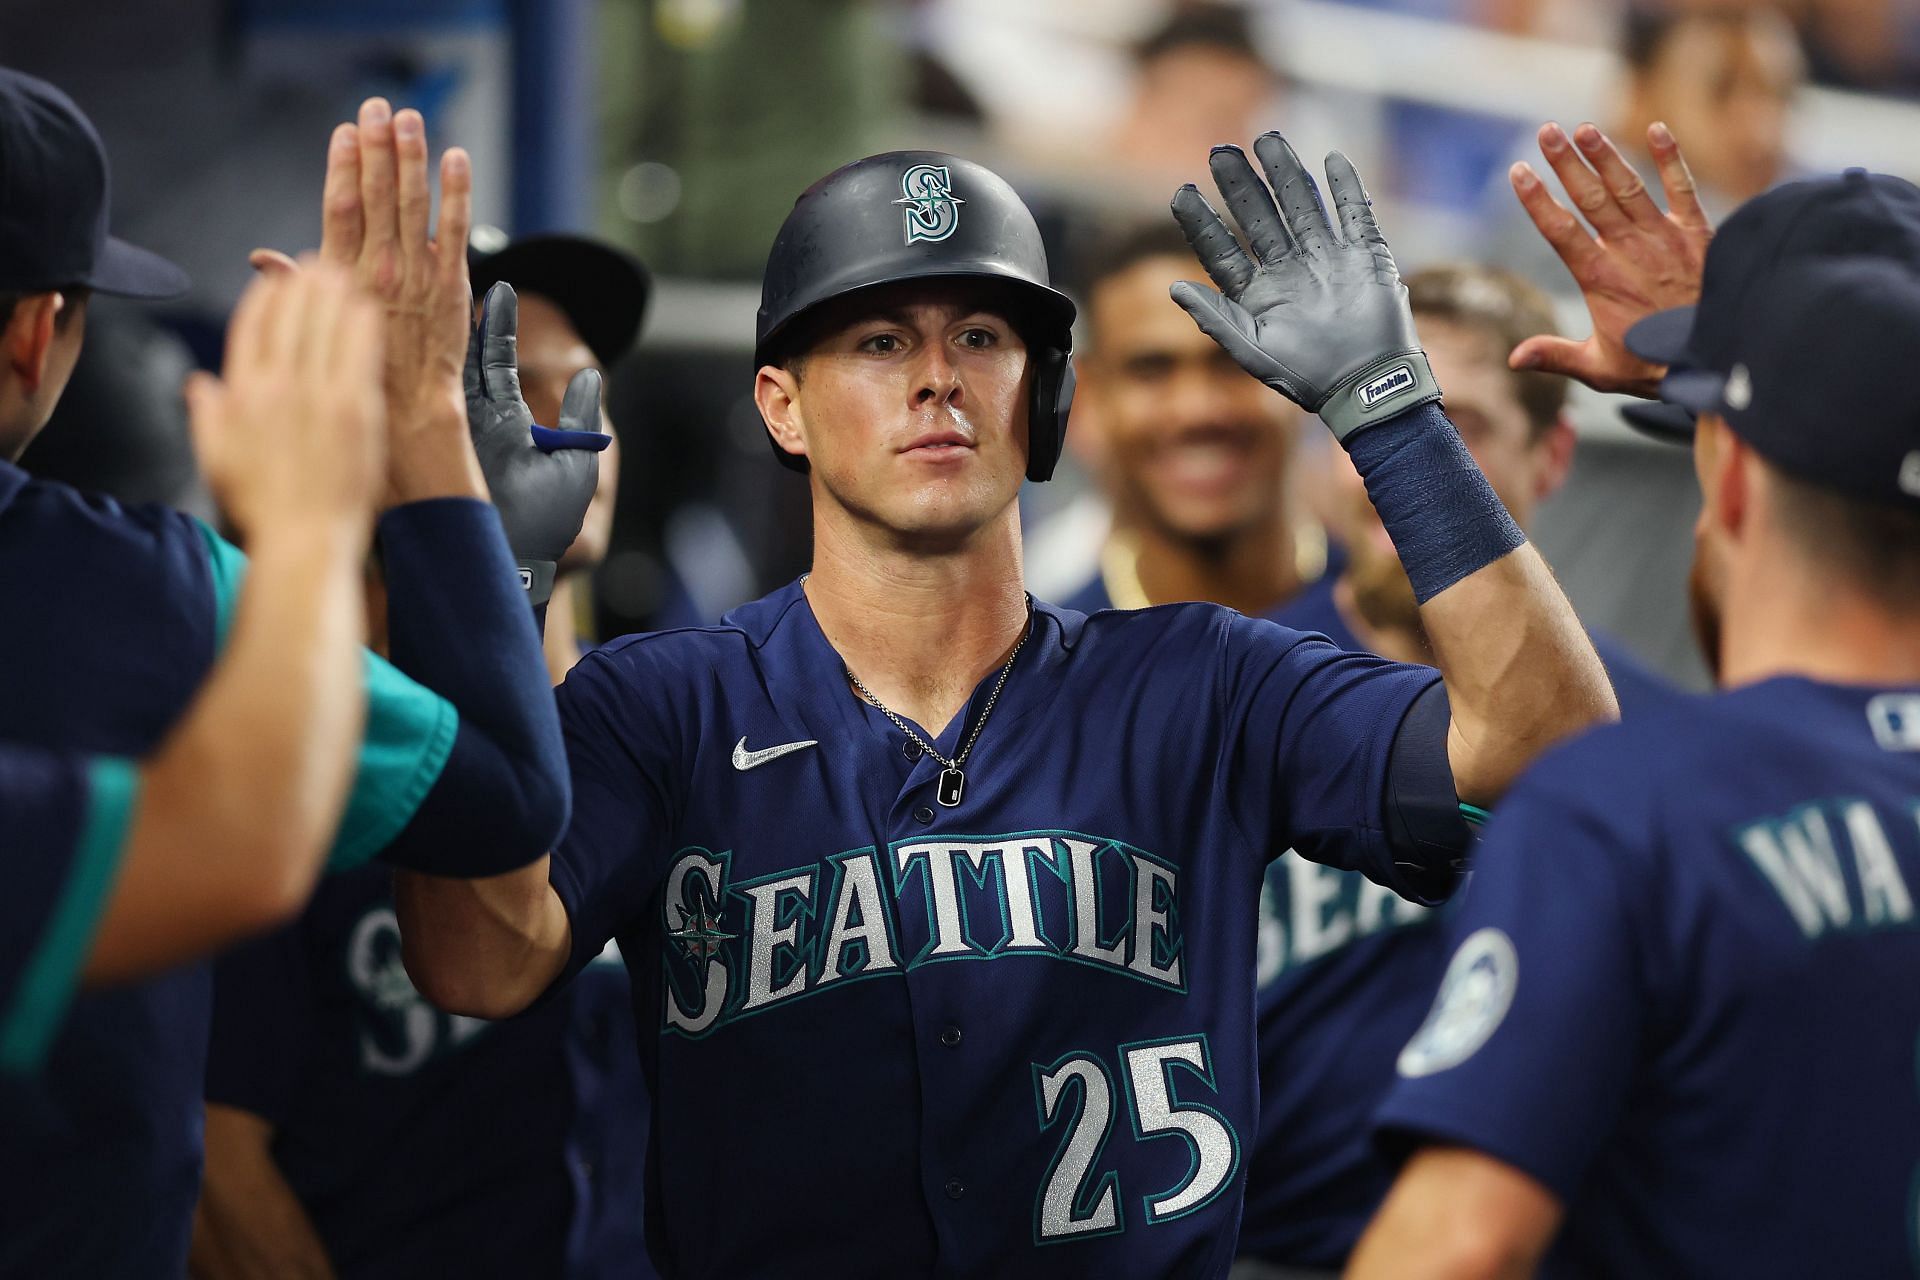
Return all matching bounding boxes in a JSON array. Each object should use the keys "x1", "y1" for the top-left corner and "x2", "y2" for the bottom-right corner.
[
  {"x1": 939, "y1": 1025, "x2": 962, "y2": 1047},
  {"x1": 944, "y1": 1179, "x2": 966, "y2": 1200},
  {"x1": 902, "y1": 738, "x2": 923, "y2": 760},
  {"x1": 913, "y1": 805, "x2": 935, "y2": 825}
]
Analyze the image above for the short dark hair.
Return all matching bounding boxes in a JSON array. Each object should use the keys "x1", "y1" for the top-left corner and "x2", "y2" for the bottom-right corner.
[
  {"x1": 1622, "y1": 8, "x2": 1789, "y2": 76},
  {"x1": 1069, "y1": 219, "x2": 1202, "y2": 348},
  {"x1": 1768, "y1": 464, "x2": 1920, "y2": 610},
  {"x1": 1406, "y1": 264, "x2": 1567, "y2": 439},
  {"x1": 1135, "y1": 3, "x2": 1264, "y2": 69},
  {"x1": 0, "y1": 286, "x2": 91, "y2": 335}
]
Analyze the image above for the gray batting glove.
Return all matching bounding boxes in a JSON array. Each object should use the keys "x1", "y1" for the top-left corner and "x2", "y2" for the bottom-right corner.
[
  {"x1": 1170, "y1": 133, "x2": 1441, "y2": 442},
  {"x1": 465, "y1": 282, "x2": 609, "y2": 606}
]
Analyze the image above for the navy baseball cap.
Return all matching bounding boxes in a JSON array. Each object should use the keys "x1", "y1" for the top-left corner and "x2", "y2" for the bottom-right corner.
[
  {"x1": 1621, "y1": 168, "x2": 1920, "y2": 509},
  {"x1": 0, "y1": 68, "x2": 188, "y2": 299},
  {"x1": 468, "y1": 232, "x2": 649, "y2": 369}
]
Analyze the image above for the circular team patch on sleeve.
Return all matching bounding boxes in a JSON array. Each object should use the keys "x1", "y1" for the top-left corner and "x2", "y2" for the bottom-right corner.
[{"x1": 1396, "y1": 927, "x2": 1518, "y2": 1079}]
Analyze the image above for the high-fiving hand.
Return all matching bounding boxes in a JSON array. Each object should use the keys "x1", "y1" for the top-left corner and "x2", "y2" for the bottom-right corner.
[
  {"x1": 1507, "y1": 121, "x2": 1714, "y2": 398},
  {"x1": 185, "y1": 264, "x2": 385, "y2": 546},
  {"x1": 269, "y1": 97, "x2": 484, "y2": 504},
  {"x1": 465, "y1": 283, "x2": 609, "y2": 606},
  {"x1": 1170, "y1": 133, "x2": 1441, "y2": 441}
]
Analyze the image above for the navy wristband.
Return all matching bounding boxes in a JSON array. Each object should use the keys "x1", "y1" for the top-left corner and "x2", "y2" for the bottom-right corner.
[
  {"x1": 375, "y1": 498, "x2": 569, "y2": 871},
  {"x1": 1344, "y1": 402, "x2": 1526, "y2": 604}
]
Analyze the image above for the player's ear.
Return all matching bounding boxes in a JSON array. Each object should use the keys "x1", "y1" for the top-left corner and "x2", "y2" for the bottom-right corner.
[
  {"x1": 3, "y1": 291, "x2": 62, "y2": 392},
  {"x1": 1531, "y1": 415, "x2": 1577, "y2": 504},
  {"x1": 754, "y1": 364, "x2": 809, "y2": 467},
  {"x1": 1700, "y1": 415, "x2": 1751, "y2": 541}
]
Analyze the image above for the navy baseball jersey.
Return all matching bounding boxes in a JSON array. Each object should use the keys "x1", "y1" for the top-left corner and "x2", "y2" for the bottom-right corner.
[
  {"x1": 566, "y1": 942, "x2": 659, "y2": 1279},
  {"x1": 548, "y1": 580, "x2": 1452, "y2": 1278},
  {"x1": 1052, "y1": 543, "x2": 1348, "y2": 627},
  {"x1": 1377, "y1": 677, "x2": 1920, "y2": 1276},
  {"x1": 0, "y1": 748, "x2": 135, "y2": 1077},
  {"x1": 0, "y1": 460, "x2": 512, "y2": 1276},
  {"x1": 1234, "y1": 561, "x2": 1669, "y2": 1266},
  {"x1": 206, "y1": 868, "x2": 655, "y2": 1279}
]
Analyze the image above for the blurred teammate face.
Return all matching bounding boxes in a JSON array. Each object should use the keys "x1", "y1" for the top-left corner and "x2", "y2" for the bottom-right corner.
[
  {"x1": 1080, "y1": 254, "x2": 1300, "y2": 547},
  {"x1": 1632, "y1": 14, "x2": 1801, "y2": 205},
  {"x1": 1333, "y1": 317, "x2": 1571, "y2": 630},
  {"x1": 761, "y1": 281, "x2": 1032, "y2": 549},
  {"x1": 510, "y1": 291, "x2": 620, "y2": 573}
]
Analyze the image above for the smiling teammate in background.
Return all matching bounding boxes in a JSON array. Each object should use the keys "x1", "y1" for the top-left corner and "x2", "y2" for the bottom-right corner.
[{"x1": 1059, "y1": 219, "x2": 1329, "y2": 619}]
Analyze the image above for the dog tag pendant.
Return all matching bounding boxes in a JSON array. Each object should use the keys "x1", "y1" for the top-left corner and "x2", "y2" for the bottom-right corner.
[{"x1": 936, "y1": 767, "x2": 965, "y2": 808}]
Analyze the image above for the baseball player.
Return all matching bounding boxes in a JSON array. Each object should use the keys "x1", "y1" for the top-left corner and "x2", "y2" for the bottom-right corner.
[
  {"x1": 1351, "y1": 129, "x2": 1920, "y2": 1276},
  {"x1": 194, "y1": 234, "x2": 656, "y2": 1280},
  {"x1": 1058, "y1": 218, "x2": 1329, "y2": 619},
  {"x1": 0, "y1": 263, "x2": 384, "y2": 1082},
  {"x1": 393, "y1": 137, "x2": 1614, "y2": 1277},
  {"x1": 1235, "y1": 262, "x2": 1673, "y2": 1275},
  {"x1": 1060, "y1": 222, "x2": 1672, "y2": 1273},
  {"x1": 0, "y1": 79, "x2": 597, "y2": 1275}
]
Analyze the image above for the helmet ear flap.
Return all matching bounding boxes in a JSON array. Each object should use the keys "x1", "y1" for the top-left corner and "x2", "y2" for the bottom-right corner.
[{"x1": 1025, "y1": 345, "x2": 1076, "y2": 482}]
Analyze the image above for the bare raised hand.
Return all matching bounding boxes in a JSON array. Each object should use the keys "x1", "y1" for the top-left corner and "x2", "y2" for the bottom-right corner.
[
  {"x1": 185, "y1": 264, "x2": 386, "y2": 542},
  {"x1": 1508, "y1": 121, "x2": 1713, "y2": 398},
  {"x1": 256, "y1": 100, "x2": 483, "y2": 503}
]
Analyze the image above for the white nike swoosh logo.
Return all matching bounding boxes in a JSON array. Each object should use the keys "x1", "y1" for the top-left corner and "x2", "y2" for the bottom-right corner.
[{"x1": 731, "y1": 736, "x2": 818, "y2": 771}]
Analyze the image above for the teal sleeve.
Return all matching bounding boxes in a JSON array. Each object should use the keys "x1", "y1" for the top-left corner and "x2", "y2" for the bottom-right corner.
[
  {"x1": 191, "y1": 519, "x2": 459, "y2": 873},
  {"x1": 0, "y1": 757, "x2": 137, "y2": 1074}
]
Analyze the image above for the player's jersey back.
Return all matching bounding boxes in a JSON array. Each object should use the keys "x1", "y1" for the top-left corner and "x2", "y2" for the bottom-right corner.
[{"x1": 1378, "y1": 677, "x2": 1920, "y2": 1277}]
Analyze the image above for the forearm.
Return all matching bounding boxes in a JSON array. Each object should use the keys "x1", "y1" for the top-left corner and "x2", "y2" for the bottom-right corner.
[
  {"x1": 1347, "y1": 1149, "x2": 1558, "y2": 1280},
  {"x1": 1422, "y1": 546, "x2": 1614, "y2": 805},
  {"x1": 386, "y1": 399, "x2": 488, "y2": 505},
  {"x1": 192, "y1": 1105, "x2": 335, "y2": 1280},
  {"x1": 393, "y1": 859, "x2": 571, "y2": 1018},
  {"x1": 88, "y1": 527, "x2": 369, "y2": 982},
  {"x1": 1347, "y1": 404, "x2": 1613, "y2": 806}
]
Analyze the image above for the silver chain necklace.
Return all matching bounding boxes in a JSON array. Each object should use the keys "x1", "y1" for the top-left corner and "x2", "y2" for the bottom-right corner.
[{"x1": 845, "y1": 612, "x2": 1030, "y2": 809}]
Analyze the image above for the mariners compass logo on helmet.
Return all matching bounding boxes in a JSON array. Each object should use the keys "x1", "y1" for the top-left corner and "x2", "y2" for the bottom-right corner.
[{"x1": 894, "y1": 164, "x2": 965, "y2": 245}]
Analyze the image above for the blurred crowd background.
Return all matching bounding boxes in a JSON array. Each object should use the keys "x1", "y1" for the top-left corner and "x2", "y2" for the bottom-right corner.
[{"x1": 10, "y1": 0, "x2": 1920, "y2": 690}]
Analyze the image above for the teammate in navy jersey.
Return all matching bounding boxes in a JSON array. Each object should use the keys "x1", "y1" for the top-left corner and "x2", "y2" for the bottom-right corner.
[
  {"x1": 395, "y1": 139, "x2": 1616, "y2": 1277},
  {"x1": 0, "y1": 79, "x2": 596, "y2": 1275},
  {"x1": 1238, "y1": 263, "x2": 1672, "y2": 1275},
  {"x1": 0, "y1": 263, "x2": 390, "y2": 1077},
  {"x1": 1280, "y1": 264, "x2": 1671, "y2": 718},
  {"x1": 1351, "y1": 126, "x2": 1920, "y2": 1277},
  {"x1": 1058, "y1": 219, "x2": 1333, "y2": 620},
  {"x1": 195, "y1": 234, "x2": 655, "y2": 1280}
]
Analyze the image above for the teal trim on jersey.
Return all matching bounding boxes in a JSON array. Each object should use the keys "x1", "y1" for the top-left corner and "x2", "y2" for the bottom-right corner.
[
  {"x1": 327, "y1": 651, "x2": 458, "y2": 871},
  {"x1": 0, "y1": 757, "x2": 138, "y2": 1074},
  {"x1": 191, "y1": 520, "x2": 458, "y2": 874},
  {"x1": 193, "y1": 517, "x2": 247, "y2": 647},
  {"x1": 1459, "y1": 802, "x2": 1493, "y2": 827}
]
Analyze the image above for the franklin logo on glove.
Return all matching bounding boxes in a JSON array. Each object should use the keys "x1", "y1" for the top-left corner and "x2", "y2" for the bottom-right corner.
[{"x1": 1360, "y1": 364, "x2": 1417, "y2": 409}]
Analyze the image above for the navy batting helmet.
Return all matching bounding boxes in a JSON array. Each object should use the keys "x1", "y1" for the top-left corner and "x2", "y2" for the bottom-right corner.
[{"x1": 754, "y1": 150, "x2": 1077, "y2": 482}]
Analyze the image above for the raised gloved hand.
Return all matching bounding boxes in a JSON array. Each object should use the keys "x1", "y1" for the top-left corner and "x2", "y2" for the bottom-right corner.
[
  {"x1": 1170, "y1": 133, "x2": 1440, "y2": 442},
  {"x1": 465, "y1": 281, "x2": 610, "y2": 606}
]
